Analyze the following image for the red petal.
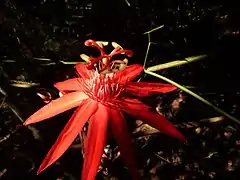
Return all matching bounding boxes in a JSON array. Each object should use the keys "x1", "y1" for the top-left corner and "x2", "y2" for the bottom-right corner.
[
  {"x1": 54, "y1": 78, "x2": 82, "y2": 91},
  {"x1": 109, "y1": 109, "x2": 140, "y2": 180},
  {"x1": 125, "y1": 82, "x2": 177, "y2": 96},
  {"x1": 121, "y1": 98, "x2": 186, "y2": 142},
  {"x1": 24, "y1": 91, "x2": 89, "y2": 126},
  {"x1": 37, "y1": 99, "x2": 98, "y2": 174},
  {"x1": 75, "y1": 63, "x2": 93, "y2": 79},
  {"x1": 81, "y1": 104, "x2": 109, "y2": 180},
  {"x1": 115, "y1": 64, "x2": 143, "y2": 83}
]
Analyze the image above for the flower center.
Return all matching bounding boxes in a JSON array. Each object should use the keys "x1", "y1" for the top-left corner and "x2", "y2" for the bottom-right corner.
[
  {"x1": 82, "y1": 39, "x2": 133, "y2": 73},
  {"x1": 80, "y1": 71, "x2": 124, "y2": 106}
]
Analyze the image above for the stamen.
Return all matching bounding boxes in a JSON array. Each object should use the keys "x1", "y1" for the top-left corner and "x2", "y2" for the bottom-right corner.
[
  {"x1": 84, "y1": 39, "x2": 105, "y2": 56},
  {"x1": 83, "y1": 39, "x2": 132, "y2": 72}
]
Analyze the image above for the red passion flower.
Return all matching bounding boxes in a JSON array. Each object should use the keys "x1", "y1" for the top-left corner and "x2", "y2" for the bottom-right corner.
[{"x1": 24, "y1": 40, "x2": 186, "y2": 180}]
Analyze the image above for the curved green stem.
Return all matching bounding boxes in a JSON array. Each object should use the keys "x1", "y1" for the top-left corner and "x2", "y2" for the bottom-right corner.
[{"x1": 144, "y1": 69, "x2": 240, "y2": 124}]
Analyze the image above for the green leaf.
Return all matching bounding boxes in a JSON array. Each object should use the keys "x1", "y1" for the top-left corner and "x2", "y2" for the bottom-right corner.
[
  {"x1": 2, "y1": 60, "x2": 16, "y2": 63},
  {"x1": 10, "y1": 80, "x2": 40, "y2": 88},
  {"x1": 60, "y1": 61, "x2": 86, "y2": 65},
  {"x1": 146, "y1": 55, "x2": 207, "y2": 72},
  {"x1": 33, "y1": 57, "x2": 52, "y2": 61}
]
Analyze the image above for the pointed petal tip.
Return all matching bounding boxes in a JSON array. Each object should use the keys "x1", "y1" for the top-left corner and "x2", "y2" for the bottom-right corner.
[
  {"x1": 23, "y1": 116, "x2": 38, "y2": 126},
  {"x1": 23, "y1": 119, "x2": 32, "y2": 126},
  {"x1": 37, "y1": 165, "x2": 47, "y2": 175},
  {"x1": 23, "y1": 122, "x2": 28, "y2": 126},
  {"x1": 179, "y1": 134, "x2": 187, "y2": 143},
  {"x1": 36, "y1": 168, "x2": 42, "y2": 175}
]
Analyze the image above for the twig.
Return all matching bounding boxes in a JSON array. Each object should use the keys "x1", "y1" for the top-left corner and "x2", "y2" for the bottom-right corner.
[
  {"x1": 0, "y1": 96, "x2": 6, "y2": 108},
  {"x1": 0, "y1": 85, "x2": 42, "y2": 141},
  {"x1": 153, "y1": 152, "x2": 171, "y2": 163}
]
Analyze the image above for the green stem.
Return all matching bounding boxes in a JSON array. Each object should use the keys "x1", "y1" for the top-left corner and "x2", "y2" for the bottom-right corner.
[
  {"x1": 144, "y1": 69, "x2": 240, "y2": 124},
  {"x1": 143, "y1": 25, "x2": 164, "y2": 34},
  {"x1": 143, "y1": 34, "x2": 151, "y2": 68}
]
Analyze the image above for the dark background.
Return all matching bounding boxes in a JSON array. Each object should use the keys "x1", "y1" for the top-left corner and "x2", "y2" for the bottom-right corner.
[{"x1": 0, "y1": 0, "x2": 240, "y2": 179}]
